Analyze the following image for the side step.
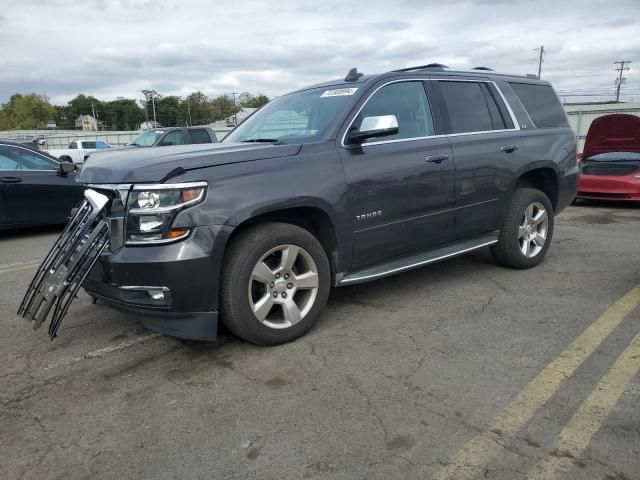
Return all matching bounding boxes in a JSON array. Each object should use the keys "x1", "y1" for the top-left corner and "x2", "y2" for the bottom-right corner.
[{"x1": 337, "y1": 231, "x2": 499, "y2": 286}]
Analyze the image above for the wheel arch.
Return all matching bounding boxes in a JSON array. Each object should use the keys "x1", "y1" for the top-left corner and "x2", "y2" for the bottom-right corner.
[
  {"x1": 225, "y1": 201, "x2": 349, "y2": 282},
  {"x1": 512, "y1": 164, "x2": 560, "y2": 211}
]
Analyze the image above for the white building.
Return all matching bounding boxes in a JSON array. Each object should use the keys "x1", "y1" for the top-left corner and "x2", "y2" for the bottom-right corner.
[
  {"x1": 75, "y1": 114, "x2": 102, "y2": 131},
  {"x1": 140, "y1": 121, "x2": 163, "y2": 130},
  {"x1": 226, "y1": 108, "x2": 258, "y2": 127}
]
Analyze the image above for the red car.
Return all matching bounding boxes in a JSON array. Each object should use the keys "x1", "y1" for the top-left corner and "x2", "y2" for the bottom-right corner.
[{"x1": 577, "y1": 114, "x2": 640, "y2": 201}]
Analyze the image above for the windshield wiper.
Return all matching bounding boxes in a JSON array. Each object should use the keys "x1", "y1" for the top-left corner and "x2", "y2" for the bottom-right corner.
[{"x1": 241, "y1": 138, "x2": 286, "y2": 145}]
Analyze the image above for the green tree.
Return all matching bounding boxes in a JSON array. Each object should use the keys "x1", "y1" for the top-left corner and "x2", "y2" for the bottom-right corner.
[
  {"x1": 238, "y1": 92, "x2": 269, "y2": 108},
  {"x1": 209, "y1": 94, "x2": 238, "y2": 121},
  {"x1": 102, "y1": 98, "x2": 145, "y2": 130},
  {"x1": 0, "y1": 93, "x2": 56, "y2": 129},
  {"x1": 183, "y1": 91, "x2": 212, "y2": 125},
  {"x1": 155, "y1": 96, "x2": 184, "y2": 127}
]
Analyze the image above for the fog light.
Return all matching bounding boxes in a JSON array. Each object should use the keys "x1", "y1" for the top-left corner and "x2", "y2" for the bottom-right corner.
[{"x1": 148, "y1": 289, "x2": 165, "y2": 301}]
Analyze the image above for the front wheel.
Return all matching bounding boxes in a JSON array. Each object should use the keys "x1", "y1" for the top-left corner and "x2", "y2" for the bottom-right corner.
[
  {"x1": 492, "y1": 188, "x2": 554, "y2": 269},
  {"x1": 221, "y1": 222, "x2": 331, "y2": 345}
]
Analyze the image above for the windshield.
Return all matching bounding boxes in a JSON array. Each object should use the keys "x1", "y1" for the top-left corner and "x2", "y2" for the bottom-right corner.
[
  {"x1": 585, "y1": 152, "x2": 640, "y2": 161},
  {"x1": 223, "y1": 86, "x2": 358, "y2": 144},
  {"x1": 130, "y1": 130, "x2": 164, "y2": 147}
]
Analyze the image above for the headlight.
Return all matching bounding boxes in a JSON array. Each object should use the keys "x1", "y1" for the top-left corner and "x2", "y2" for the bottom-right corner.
[{"x1": 126, "y1": 182, "x2": 206, "y2": 244}]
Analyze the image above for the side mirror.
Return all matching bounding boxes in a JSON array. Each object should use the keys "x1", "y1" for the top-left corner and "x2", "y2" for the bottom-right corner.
[
  {"x1": 58, "y1": 162, "x2": 76, "y2": 175},
  {"x1": 348, "y1": 115, "x2": 399, "y2": 144}
]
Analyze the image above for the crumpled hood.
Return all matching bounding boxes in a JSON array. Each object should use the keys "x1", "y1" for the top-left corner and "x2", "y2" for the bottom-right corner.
[
  {"x1": 583, "y1": 114, "x2": 640, "y2": 159},
  {"x1": 77, "y1": 142, "x2": 302, "y2": 184}
]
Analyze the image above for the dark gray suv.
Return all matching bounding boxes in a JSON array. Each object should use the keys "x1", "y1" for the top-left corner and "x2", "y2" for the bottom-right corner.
[{"x1": 19, "y1": 64, "x2": 578, "y2": 345}]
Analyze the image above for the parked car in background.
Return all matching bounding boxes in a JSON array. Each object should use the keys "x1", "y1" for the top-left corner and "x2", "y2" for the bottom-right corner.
[
  {"x1": 48, "y1": 139, "x2": 112, "y2": 164},
  {"x1": 577, "y1": 114, "x2": 640, "y2": 201},
  {"x1": 0, "y1": 140, "x2": 83, "y2": 229},
  {"x1": 127, "y1": 127, "x2": 218, "y2": 148},
  {"x1": 20, "y1": 64, "x2": 578, "y2": 343}
]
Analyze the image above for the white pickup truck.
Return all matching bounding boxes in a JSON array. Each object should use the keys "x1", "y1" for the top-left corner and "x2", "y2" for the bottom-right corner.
[{"x1": 47, "y1": 139, "x2": 111, "y2": 164}]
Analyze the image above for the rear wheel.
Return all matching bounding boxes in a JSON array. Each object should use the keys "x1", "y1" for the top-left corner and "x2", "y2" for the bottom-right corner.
[
  {"x1": 221, "y1": 222, "x2": 330, "y2": 345},
  {"x1": 492, "y1": 188, "x2": 554, "y2": 269}
]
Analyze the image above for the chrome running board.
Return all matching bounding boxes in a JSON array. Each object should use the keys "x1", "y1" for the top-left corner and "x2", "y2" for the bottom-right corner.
[{"x1": 337, "y1": 232, "x2": 499, "y2": 286}]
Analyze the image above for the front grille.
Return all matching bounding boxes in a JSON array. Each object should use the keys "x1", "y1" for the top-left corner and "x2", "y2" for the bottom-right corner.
[
  {"x1": 17, "y1": 189, "x2": 111, "y2": 339},
  {"x1": 581, "y1": 163, "x2": 638, "y2": 176}
]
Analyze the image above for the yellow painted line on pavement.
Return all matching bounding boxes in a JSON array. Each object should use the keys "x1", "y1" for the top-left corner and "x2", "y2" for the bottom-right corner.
[
  {"x1": 0, "y1": 260, "x2": 42, "y2": 274},
  {"x1": 526, "y1": 331, "x2": 640, "y2": 480},
  {"x1": 433, "y1": 284, "x2": 640, "y2": 480}
]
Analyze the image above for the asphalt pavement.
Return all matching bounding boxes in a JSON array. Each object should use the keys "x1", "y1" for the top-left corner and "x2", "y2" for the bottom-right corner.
[{"x1": 1, "y1": 202, "x2": 639, "y2": 480}]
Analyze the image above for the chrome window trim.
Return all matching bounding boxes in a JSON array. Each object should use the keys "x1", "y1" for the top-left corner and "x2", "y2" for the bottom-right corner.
[{"x1": 340, "y1": 78, "x2": 520, "y2": 148}]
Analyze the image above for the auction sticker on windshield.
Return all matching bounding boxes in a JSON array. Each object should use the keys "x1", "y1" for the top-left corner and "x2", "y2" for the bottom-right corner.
[{"x1": 321, "y1": 88, "x2": 358, "y2": 97}]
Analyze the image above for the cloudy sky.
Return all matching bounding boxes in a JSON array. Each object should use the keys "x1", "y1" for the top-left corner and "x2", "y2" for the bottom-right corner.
[{"x1": 1, "y1": 0, "x2": 639, "y2": 105}]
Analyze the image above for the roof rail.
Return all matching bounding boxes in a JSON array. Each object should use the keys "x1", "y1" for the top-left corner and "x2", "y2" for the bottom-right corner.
[
  {"x1": 345, "y1": 67, "x2": 364, "y2": 82},
  {"x1": 473, "y1": 66, "x2": 493, "y2": 71},
  {"x1": 393, "y1": 63, "x2": 449, "y2": 72}
]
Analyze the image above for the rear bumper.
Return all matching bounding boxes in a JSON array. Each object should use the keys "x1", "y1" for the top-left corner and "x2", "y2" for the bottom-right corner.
[
  {"x1": 83, "y1": 224, "x2": 234, "y2": 341},
  {"x1": 577, "y1": 174, "x2": 640, "y2": 201}
]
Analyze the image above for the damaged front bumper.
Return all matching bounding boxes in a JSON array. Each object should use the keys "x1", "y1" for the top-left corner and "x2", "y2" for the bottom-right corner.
[{"x1": 18, "y1": 188, "x2": 231, "y2": 341}]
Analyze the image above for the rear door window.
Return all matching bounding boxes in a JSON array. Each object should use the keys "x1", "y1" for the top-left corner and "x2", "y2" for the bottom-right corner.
[
  {"x1": 158, "y1": 130, "x2": 187, "y2": 146},
  {"x1": 509, "y1": 83, "x2": 568, "y2": 128},
  {"x1": 439, "y1": 81, "x2": 494, "y2": 134},
  {"x1": 82, "y1": 141, "x2": 97, "y2": 149},
  {"x1": 189, "y1": 129, "x2": 212, "y2": 144}
]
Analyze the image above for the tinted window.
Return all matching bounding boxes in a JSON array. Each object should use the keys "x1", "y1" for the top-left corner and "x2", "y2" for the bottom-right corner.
[
  {"x1": 69, "y1": 141, "x2": 78, "y2": 149},
  {"x1": 439, "y1": 81, "x2": 494, "y2": 134},
  {"x1": 189, "y1": 129, "x2": 212, "y2": 144},
  {"x1": 0, "y1": 145, "x2": 58, "y2": 170},
  {"x1": 356, "y1": 81, "x2": 434, "y2": 143},
  {"x1": 159, "y1": 130, "x2": 187, "y2": 146},
  {"x1": 509, "y1": 83, "x2": 568, "y2": 128},
  {"x1": 95, "y1": 141, "x2": 110, "y2": 149},
  {"x1": 83, "y1": 141, "x2": 97, "y2": 149}
]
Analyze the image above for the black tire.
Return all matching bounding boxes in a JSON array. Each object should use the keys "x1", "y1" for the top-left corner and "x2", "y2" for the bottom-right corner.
[
  {"x1": 491, "y1": 187, "x2": 554, "y2": 269},
  {"x1": 221, "y1": 222, "x2": 331, "y2": 345}
]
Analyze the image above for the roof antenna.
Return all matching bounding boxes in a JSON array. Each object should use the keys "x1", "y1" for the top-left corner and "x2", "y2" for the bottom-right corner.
[{"x1": 345, "y1": 67, "x2": 364, "y2": 82}]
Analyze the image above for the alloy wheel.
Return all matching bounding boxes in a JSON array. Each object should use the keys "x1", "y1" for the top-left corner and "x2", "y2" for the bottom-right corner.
[
  {"x1": 248, "y1": 244, "x2": 319, "y2": 329},
  {"x1": 518, "y1": 202, "x2": 549, "y2": 258}
]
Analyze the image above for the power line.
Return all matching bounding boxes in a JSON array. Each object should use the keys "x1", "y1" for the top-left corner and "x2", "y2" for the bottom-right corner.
[{"x1": 614, "y1": 60, "x2": 631, "y2": 102}]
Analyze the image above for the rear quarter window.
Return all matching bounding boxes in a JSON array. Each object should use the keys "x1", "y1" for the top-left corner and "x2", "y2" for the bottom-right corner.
[
  {"x1": 189, "y1": 129, "x2": 214, "y2": 144},
  {"x1": 509, "y1": 83, "x2": 568, "y2": 128}
]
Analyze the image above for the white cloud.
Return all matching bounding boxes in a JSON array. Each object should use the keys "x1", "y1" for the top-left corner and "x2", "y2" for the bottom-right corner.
[{"x1": 0, "y1": 0, "x2": 639, "y2": 104}]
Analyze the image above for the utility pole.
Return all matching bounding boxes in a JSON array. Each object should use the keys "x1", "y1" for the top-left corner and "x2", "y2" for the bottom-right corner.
[
  {"x1": 91, "y1": 102, "x2": 97, "y2": 131},
  {"x1": 151, "y1": 93, "x2": 157, "y2": 126},
  {"x1": 536, "y1": 45, "x2": 545, "y2": 79},
  {"x1": 230, "y1": 91, "x2": 239, "y2": 126},
  {"x1": 614, "y1": 60, "x2": 631, "y2": 103},
  {"x1": 187, "y1": 97, "x2": 192, "y2": 126}
]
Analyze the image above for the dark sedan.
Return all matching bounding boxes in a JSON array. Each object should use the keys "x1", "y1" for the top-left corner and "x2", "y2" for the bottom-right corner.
[{"x1": 0, "y1": 141, "x2": 83, "y2": 229}]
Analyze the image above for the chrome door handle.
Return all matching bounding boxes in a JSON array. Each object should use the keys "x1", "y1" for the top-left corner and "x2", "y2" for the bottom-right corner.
[
  {"x1": 425, "y1": 154, "x2": 449, "y2": 164},
  {"x1": 501, "y1": 144, "x2": 519, "y2": 152}
]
